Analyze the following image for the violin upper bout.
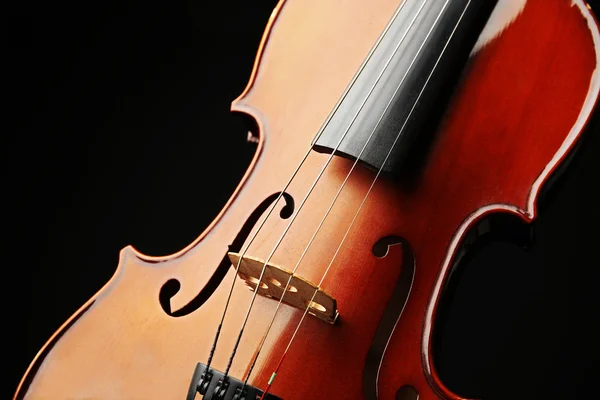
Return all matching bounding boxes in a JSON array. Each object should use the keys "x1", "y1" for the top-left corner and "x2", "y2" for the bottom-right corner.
[{"x1": 432, "y1": 0, "x2": 600, "y2": 219}]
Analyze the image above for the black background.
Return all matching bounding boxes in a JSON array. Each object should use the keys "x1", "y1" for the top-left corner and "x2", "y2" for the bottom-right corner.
[{"x1": 6, "y1": 0, "x2": 600, "y2": 399}]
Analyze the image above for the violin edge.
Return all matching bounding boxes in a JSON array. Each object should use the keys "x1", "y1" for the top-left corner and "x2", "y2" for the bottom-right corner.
[{"x1": 420, "y1": 2, "x2": 600, "y2": 397}]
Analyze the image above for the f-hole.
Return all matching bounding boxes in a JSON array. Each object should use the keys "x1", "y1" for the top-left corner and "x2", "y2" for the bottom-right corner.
[
  {"x1": 373, "y1": 236, "x2": 403, "y2": 258},
  {"x1": 364, "y1": 235, "x2": 416, "y2": 400},
  {"x1": 159, "y1": 192, "x2": 294, "y2": 317}
]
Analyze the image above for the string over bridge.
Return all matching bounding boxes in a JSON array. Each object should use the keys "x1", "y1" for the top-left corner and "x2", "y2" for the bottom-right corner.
[{"x1": 228, "y1": 252, "x2": 339, "y2": 324}]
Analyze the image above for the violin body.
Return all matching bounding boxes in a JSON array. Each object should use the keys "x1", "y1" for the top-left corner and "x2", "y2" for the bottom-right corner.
[{"x1": 15, "y1": 0, "x2": 600, "y2": 399}]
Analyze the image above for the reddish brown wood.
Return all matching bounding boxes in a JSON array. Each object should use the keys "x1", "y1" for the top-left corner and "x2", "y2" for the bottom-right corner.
[{"x1": 13, "y1": 0, "x2": 600, "y2": 399}]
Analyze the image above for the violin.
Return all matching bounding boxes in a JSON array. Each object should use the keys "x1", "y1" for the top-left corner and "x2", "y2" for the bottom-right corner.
[{"x1": 13, "y1": 0, "x2": 600, "y2": 399}]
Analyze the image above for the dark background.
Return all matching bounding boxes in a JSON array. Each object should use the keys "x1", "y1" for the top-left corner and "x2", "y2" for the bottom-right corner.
[{"x1": 6, "y1": 0, "x2": 599, "y2": 399}]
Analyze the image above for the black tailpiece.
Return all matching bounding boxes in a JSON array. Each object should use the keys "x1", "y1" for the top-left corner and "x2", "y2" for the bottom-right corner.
[{"x1": 187, "y1": 363, "x2": 283, "y2": 400}]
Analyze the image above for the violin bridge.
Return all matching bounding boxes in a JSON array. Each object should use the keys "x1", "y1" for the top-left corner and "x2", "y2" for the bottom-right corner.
[{"x1": 228, "y1": 252, "x2": 339, "y2": 324}]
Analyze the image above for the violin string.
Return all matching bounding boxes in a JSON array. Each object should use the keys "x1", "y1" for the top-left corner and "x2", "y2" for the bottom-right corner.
[
  {"x1": 203, "y1": 0, "x2": 412, "y2": 372},
  {"x1": 204, "y1": 148, "x2": 309, "y2": 370},
  {"x1": 220, "y1": 0, "x2": 426, "y2": 379},
  {"x1": 242, "y1": 0, "x2": 435, "y2": 385},
  {"x1": 259, "y1": 0, "x2": 470, "y2": 396}
]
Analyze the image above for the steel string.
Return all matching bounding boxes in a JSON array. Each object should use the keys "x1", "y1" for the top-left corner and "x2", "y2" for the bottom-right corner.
[
  {"x1": 201, "y1": 0, "x2": 411, "y2": 372},
  {"x1": 221, "y1": 0, "x2": 432, "y2": 381},
  {"x1": 241, "y1": 0, "x2": 436, "y2": 386},
  {"x1": 259, "y1": 0, "x2": 472, "y2": 396}
]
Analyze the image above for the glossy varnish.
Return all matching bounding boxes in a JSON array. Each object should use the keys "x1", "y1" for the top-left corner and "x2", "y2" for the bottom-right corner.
[{"x1": 14, "y1": 0, "x2": 600, "y2": 399}]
